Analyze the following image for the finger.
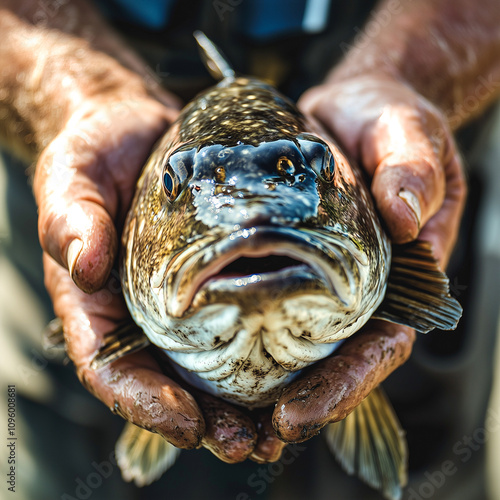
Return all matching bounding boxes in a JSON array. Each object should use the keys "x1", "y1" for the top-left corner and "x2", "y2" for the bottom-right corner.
[
  {"x1": 363, "y1": 104, "x2": 447, "y2": 243},
  {"x1": 195, "y1": 391, "x2": 257, "y2": 463},
  {"x1": 272, "y1": 321, "x2": 415, "y2": 443},
  {"x1": 297, "y1": 82, "x2": 384, "y2": 157},
  {"x1": 87, "y1": 353, "x2": 205, "y2": 449},
  {"x1": 34, "y1": 100, "x2": 171, "y2": 293},
  {"x1": 36, "y1": 144, "x2": 118, "y2": 293},
  {"x1": 249, "y1": 409, "x2": 287, "y2": 463},
  {"x1": 44, "y1": 255, "x2": 205, "y2": 448}
]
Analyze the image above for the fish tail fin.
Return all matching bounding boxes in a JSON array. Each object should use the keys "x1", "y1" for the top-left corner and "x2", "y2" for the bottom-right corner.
[
  {"x1": 116, "y1": 422, "x2": 181, "y2": 487},
  {"x1": 194, "y1": 30, "x2": 235, "y2": 81},
  {"x1": 374, "y1": 240, "x2": 462, "y2": 333},
  {"x1": 90, "y1": 322, "x2": 150, "y2": 370},
  {"x1": 325, "y1": 386, "x2": 408, "y2": 500}
]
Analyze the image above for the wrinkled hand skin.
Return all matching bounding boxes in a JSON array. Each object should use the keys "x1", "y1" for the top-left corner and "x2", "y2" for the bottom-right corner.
[
  {"x1": 34, "y1": 96, "x2": 176, "y2": 293},
  {"x1": 44, "y1": 254, "x2": 205, "y2": 448}
]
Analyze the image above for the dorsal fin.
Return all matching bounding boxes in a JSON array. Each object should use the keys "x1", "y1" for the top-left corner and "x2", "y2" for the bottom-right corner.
[
  {"x1": 116, "y1": 422, "x2": 180, "y2": 486},
  {"x1": 374, "y1": 240, "x2": 462, "y2": 333},
  {"x1": 194, "y1": 30, "x2": 235, "y2": 81},
  {"x1": 325, "y1": 386, "x2": 408, "y2": 500}
]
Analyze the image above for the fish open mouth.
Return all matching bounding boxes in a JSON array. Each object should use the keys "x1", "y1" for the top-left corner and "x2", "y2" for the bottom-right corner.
[
  {"x1": 209, "y1": 254, "x2": 305, "y2": 279},
  {"x1": 165, "y1": 227, "x2": 360, "y2": 318}
]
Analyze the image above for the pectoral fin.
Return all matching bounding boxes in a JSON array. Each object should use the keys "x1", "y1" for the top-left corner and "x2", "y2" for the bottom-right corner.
[
  {"x1": 116, "y1": 422, "x2": 180, "y2": 487},
  {"x1": 325, "y1": 386, "x2": 408, "y2": 500},
  {"x1": 42, "y1": 318, "x2": 150, "y2": 369},
  {"x1": 42, "y1": 317, "x2": 65, "y2": 350},
  {"x1": 90, "y1": 322, "x2": 150, "y2": 370},
  {"x1": 42, "y1": 318, "x2": 69, "y2": 364},
  {"x1": 374, "y1": 240, "x2": 462, "y2": 333}
]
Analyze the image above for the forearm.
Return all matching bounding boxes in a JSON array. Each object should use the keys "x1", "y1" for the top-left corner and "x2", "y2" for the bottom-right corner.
[
  {"x1": 330, "y1": 0, "x2": 500, "y2": 129},
  {"x1": 0, "y1": 1, "x2": 172, "y2": 160}
]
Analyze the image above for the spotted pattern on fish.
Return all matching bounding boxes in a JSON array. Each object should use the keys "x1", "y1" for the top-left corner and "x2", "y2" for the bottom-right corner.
[{"x1": 179, "y1": 78, "x2": 304, "y2": 147}]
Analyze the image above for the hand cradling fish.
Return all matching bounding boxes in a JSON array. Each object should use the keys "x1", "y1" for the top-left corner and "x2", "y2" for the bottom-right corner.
[{"x1": 45, "y1": 32, "x2": 462, "y2": 500}]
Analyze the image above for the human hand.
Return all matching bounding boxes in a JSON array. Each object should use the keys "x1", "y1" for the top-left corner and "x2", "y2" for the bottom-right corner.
[{"x1": 272, "y1": 74, "x2": 466, "y2": 442}]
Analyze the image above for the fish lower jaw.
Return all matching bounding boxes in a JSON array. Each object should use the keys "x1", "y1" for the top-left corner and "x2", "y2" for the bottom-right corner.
[
  {"x1": 167, "y1": 266, "x2": 358, "y2": 319},
  {"x1": 165, "y1": 336, "x2": 343, "y2": 409},
  {"x1": 136, "y1": 293, "x2": 382, "y2": 408}
]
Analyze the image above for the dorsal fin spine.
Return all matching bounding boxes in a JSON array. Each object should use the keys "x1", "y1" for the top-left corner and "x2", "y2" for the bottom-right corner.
[{"x1": 193, "y1": 30, "x2": 235, "y2": 81}]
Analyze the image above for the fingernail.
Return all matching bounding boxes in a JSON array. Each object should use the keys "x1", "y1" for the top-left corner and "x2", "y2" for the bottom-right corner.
[
  {"x1": 67, "y1": 239, "x2": 83, "y2": 279},
  {"x1": 249, "y1": 442, "x2": 286, "y2": 464},
  {"x1": 398, "y1": 189, "x2": 421, "y2": 230}
]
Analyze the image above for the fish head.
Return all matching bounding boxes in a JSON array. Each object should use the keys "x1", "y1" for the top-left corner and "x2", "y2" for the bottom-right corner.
[
  {"x1": 122, "y1": 125, "x2": 390, "y2": 405},
  {"x1": 158, "y1": 133, "x2": 381, "y2": 312}
]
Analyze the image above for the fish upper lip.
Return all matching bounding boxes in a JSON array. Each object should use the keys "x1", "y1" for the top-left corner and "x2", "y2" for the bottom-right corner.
[{"x1": 165, "y1": 226, "x2": 360, "y2": 318}]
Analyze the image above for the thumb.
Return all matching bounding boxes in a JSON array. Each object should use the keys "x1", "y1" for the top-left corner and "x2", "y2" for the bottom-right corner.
[
  {"x1": 34, "y1": 97, "x2": 173, "y2": 293},
  {"x1": 362, "y1": 105, "x2": 447, "y2": 244},
  {"x1": 34, "y1": 139, "x2": 118, "y2": 293}
]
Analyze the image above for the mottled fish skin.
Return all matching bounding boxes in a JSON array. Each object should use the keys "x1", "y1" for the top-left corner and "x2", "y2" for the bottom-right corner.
[
  {"x1": 121, "y1": 76, "x2": 390, "y2": 407},
  {"x1": 179, "y1": 78, "x2": 304, "y2": 146}
]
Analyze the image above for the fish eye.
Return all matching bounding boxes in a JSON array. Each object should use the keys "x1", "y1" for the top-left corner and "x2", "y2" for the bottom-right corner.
[
  {"x1": 163, "y1": 166, "x2": 179, "y2": 201},
  {"x1": 161, "y1": 146, "x2": 196, "y2": 202},
  {"x1": 277, "y1": 157, "x2": 295, "y2": 176},
  {"x1": 215, "y1": 166, "x2": 226, "y2": 184},
  {"x1": 308, "y1": 150, "x2": 335, "y2": 183},
  {"x1": 296, "y1": 136, "x2": 334, "y2": 182}
]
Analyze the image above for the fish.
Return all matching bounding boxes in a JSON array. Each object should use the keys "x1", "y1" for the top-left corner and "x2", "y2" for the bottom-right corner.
[{"x1": 45, "y1": 32, "x2": 462, "y2": 500}]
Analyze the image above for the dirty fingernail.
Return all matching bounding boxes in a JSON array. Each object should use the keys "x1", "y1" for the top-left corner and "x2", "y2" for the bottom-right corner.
[
  {"x1": 249, "y1": 441, "x2": 286, "y2": 464},
  {"x1": 67, "y1": 239, "x2": 83, "y2": 278},
  {"x1": 398, "y1": 189, "x2": 421, "y2": 230}
]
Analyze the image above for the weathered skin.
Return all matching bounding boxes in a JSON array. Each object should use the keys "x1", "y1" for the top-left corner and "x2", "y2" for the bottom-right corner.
[{"x1": 121, "y1": 76, "x2": 390, "y2": 407}]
